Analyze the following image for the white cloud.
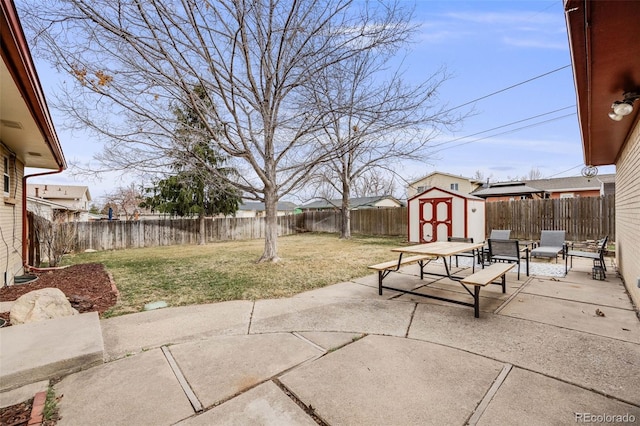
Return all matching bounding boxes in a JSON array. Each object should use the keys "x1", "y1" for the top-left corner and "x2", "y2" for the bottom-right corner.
[
  {"x1": 442, "y1": 11, "x2": 556, "y2": 26},
  {"x1": 415, "y1": 9, "x2": 565, "y2": 50},
  {"x1": 502, "y1": 36, "x2": 568, "y2": 50}
]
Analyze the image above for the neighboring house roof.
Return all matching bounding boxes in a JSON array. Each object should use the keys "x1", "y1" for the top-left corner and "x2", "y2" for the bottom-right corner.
[
  {"x1": 26, "y1": 195, "x2": 75, "y2": 211},
  {"x1": 239, "y1": 201, "x2": 297, "y2": 212},
  {"x1": 565, "y1": 0, "x2": 640, "y2": 166},
  {"x1": 472, "y1": 174, "x2": 616, "y2": 198},
  {"x1": 408, "y1": 171, "x2": 483, "y2": 187},
  {"x1": 27, "y1": 184, "x2": 92, "y2": 202},
  {"x1": 88, "y1": 212, "x2": 107, "y2": 220},
  {"x1": 524, "y1": 174, "x2": 615, "y2": 192},
  {"x1": 303, "y1": 195, "x2": 402, "y2": 209},
  {"x1": 471, "y1": 182, "x2": 547, "y2": 198},
  {"x1": 0, "y1": 0, "x2": 66, "y2": 170}
]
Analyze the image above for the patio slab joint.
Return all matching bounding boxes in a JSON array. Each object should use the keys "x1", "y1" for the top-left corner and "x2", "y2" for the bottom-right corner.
[
  {"x1": 467, "y1": 363, "x2": 513, "y2": 425},
  {"x1": 161, "y1": 346, "x2": 203, "y2": 413}
]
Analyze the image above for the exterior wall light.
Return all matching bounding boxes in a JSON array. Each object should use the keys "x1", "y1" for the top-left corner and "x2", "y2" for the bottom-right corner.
[{"x1": 608, "y1": 91, "x2": 640, "y2": 121}]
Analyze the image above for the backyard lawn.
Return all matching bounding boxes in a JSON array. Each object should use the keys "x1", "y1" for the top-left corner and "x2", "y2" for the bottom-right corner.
[{"x1": 61, "y1": 233, "x2": 408, "y2": 317}]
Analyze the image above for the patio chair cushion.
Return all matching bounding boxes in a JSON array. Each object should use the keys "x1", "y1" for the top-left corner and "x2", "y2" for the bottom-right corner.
[{"x1": 531, "y1": 230, "x2": 566, "y2": 258}]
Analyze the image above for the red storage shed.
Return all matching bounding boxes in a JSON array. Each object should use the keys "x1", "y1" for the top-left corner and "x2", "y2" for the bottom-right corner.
[{"x1": 407, "y1": 187, "x2": 485, "y2": 244}]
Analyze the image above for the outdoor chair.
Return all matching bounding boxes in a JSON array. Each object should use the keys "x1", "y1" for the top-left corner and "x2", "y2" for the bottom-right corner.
[
  {"x1": 488, "y1": 238, "x2": 529, "y2": 280},
  {"x1": 530, "y1": 230, "x2": 566, "y2": 262},
  {"x1": 447, "y1": 236, "x2": 477, "y2": 272},
  {"x1": 489, "y1": 229, "x2": 511, "y2": 240},
  {"x1": 565, "y1": 236, "x2": 609, "y2": 274},
  {"x1": 481, "y1": 230, "x2": 511, "y2": 264}
]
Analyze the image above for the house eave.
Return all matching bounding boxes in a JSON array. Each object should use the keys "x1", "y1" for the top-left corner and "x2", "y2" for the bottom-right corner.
[
  {"x1": 564, "y1": 0, "x2": 640, "y2": 166},
  {"x1": 0, "y1": 0, "x2": 66, "y2": 170}
]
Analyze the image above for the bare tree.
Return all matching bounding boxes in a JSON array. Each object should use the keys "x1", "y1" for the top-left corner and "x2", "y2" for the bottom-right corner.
[
  {"x1": 352, "y1": 169, "x2": 398, "y2": 199},
  {"x1": 24, "y1": 0, "x2": 417, "y2": 261},
  {"x1": 31, "y1": 214, "x2": 76, "y2": 267},
  {"x1": 301, "y1": 47, "x2": 459, "y2": 238},
  {"x1": 103, "y1": 184, "x2": 144, "y2": 221},
  {"x1": 523, "y1": 167, "x2": 543, "y2": 181}
]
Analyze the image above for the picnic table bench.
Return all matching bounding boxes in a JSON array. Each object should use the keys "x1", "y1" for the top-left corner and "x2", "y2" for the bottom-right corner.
[
  {"x1": 460, "y1": 263, "x2": 514, "y2": 317},
  {"x1": 368, "y1": 255, "x2": 435, "y2": 292}
]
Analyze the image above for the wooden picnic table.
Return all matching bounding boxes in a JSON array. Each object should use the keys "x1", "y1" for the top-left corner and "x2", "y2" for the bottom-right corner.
[{"x1": 381, "y1": 241, "x2": 509, "y2": 318}]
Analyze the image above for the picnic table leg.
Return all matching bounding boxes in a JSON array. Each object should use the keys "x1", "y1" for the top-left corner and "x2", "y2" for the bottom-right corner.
[
  {"x1": 378, "y1": 271, "x2": 383, "y2": 295},
  {"x1": 474, "y1": 286, "x2": 481, "y2": 318},
  {"x1": 501, "y1": 274, "x2": 506, "y2": 293}
]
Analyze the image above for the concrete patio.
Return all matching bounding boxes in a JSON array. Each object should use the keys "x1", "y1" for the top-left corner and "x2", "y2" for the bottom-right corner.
[{"x1": 1, "y1": 256, "x2": 639, "y2": 425}]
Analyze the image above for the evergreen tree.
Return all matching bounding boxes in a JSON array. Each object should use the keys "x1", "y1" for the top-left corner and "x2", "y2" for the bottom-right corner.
[{"x1": 141, "y1": 85, "x2": 241, "y2": 243}]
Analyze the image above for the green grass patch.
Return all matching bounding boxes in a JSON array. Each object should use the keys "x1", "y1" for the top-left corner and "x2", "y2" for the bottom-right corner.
[
  {"x1": 43, "y1": 385, "x2": 58, "y2": 422},
  {"x1": 62, "y1": 233, "x2": 407, "y2": 317}
]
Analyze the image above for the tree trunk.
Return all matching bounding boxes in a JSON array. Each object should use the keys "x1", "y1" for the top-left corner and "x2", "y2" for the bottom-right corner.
[
  {"x1": 340, "y1": 179, "x2": 351, "y2": 239},
  {"x1": 198, "y1": 213, "x2": 205, "y2": 245},
  {"x1": 259, "y1": 188, "x2": 280, "y2": 262}
]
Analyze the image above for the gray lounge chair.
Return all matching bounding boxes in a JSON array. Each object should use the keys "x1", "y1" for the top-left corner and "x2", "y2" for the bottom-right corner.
[
  {"x1": 565, "y1": 236, "x2": 608, "y2": 274},
  {"x1": 530, "y1": 230, "x2": 566, "y2": 262}
]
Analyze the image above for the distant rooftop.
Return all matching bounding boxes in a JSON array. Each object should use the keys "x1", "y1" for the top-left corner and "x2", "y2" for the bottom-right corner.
[
  {"x1": 471, "y1": 173, "x2": 615, "y2": 198},
  {"x1": 239, "y1": 201, "x2": 297, "y2": 212},
  {"x1": 303, "y1": 195, "x2": 402, "y2": 209},
  {"x1": 27, "y1": 184, "x2": 92, "y2": 201}
]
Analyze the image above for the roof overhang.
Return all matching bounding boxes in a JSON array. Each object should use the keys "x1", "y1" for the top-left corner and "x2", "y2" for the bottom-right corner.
[
  {"x1": 0, "y1": 0, "x2": 66, "y2": 170},
  {"x1": 564, "y1": 0, "x2": 640, "y2": 166}
]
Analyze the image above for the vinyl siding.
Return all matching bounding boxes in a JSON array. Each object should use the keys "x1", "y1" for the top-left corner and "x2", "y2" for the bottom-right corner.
[
  {"x1": 408, "y1": 174, "x2": 480, "y2": 198},
  {"x1": 615, "y1": 120, "x2": 640, "y2": 308},
  {"x1": 1, "y1": 147, "x2": 24, "y2": 286}
]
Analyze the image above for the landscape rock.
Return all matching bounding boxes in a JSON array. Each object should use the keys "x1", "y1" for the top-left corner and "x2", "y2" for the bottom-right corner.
[{"x1": 9, "y1": 288, "x2": 78, "y2": 325}]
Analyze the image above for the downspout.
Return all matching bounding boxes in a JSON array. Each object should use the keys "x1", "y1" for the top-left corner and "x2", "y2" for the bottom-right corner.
[{"x1": 22, "y1": 167, "x2": 64, "y2": 270}]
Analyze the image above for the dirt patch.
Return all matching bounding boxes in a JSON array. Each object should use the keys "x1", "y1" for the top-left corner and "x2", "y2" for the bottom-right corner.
[{"x1": 0, "y1": 263, "x2": 117, "y2": 326}]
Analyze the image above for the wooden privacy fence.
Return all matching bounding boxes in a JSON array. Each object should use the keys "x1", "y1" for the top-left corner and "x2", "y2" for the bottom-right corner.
[
  {"x1": 296, "y1": 208, "x2": 408, "y2": 236},
  {"x1": 66, "y1": 216, "x2": 298, "y2": 251},
  {"x1": 485, "y1": 195, "x2": 615, "y2": 242},
  {"x1": 65, "y1": 208, "x2": 408, "y2": 252},
  {"x1": 64, "y1": 196, "x2": 614, "y2": 252}
]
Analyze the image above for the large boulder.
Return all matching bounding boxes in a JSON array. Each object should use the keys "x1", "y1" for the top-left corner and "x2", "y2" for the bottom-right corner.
[{"x1": 9, "y1": 288, "x2": 78, "y2": 325}]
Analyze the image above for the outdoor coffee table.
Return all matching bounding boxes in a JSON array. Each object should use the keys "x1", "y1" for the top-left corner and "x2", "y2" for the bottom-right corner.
[{"x1": 385, "y1": 241, "x2": 489, "y2": 314}]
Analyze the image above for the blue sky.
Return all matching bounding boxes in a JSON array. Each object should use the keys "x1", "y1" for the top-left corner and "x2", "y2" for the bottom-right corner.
[
  {"x1": 28, "y1": 0, "x2": 614, "y2": 201},
  {"x1": 401, "y1": 0, "x2": 615, "y2": 184}
]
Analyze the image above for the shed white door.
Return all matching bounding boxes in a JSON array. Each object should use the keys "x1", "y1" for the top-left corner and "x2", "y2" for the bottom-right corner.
[{"x1": 418, "y1": 198, "x2": 452, "y2": 243}]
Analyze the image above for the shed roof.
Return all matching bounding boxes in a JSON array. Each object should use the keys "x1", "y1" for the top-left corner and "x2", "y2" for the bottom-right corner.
[{"x1": 408, "y1": 186, "x2": 485, "y2": 202}]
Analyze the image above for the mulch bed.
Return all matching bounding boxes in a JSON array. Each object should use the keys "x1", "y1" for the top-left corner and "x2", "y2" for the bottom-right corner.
[
  {"x1": 0, "y1": 263, "x2": 117, "y2": 425},
  {"x1": 0, "y1": 263, "x2": 117, "y2": 326}
]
